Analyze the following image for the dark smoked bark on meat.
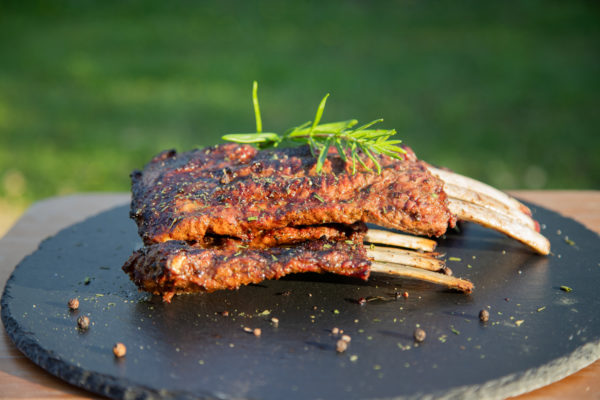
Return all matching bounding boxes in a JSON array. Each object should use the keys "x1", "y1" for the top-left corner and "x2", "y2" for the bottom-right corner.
[
  {"x1": 122, "y1": 236, "x2": 371, "y2": 302},
  {"x1": 130, "y1": 144, "x2": 455, "y2": 245}
]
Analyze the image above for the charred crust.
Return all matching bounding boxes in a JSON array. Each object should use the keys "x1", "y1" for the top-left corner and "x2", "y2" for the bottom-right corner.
[{"x1": 151, "y1": 149, "x2": 178, "y2": 163}]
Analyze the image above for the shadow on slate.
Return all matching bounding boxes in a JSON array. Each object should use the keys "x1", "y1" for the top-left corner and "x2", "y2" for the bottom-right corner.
[{"x1": 2, "y1": 202, "x2": 600, "y2": 399}]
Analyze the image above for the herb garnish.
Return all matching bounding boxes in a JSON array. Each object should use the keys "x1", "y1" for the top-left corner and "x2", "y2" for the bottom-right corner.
[
  {"x1": 222, "y1": 81, "x2": 406, "y2": 174},
  {"x1": 313, "y1": 193, "x2": 325, "y2": 203}
]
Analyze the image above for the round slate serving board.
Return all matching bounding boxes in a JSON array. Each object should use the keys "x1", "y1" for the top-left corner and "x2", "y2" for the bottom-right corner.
[{"x1": 2, "y1": 202, "x2": 600, "y2": 400}]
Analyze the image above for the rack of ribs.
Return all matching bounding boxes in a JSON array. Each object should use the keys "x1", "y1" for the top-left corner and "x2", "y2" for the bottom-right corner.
[
  {"x1": 123, "y1": 224, "x2": 473, "y2": 302},
  {"x1": 130, "y1": 143, "x2": 455, "y2": 244},
  {"x1": 123, "y1": 143, "x2": 549, "y2": 300}
]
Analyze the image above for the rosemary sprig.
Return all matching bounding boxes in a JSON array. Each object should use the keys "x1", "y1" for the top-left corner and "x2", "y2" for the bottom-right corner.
[{"x1": 222, "y1": 81, "x2": 406, "y2": 174}]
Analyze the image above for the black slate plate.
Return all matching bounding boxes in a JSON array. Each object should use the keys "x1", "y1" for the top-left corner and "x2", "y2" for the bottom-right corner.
[{"x1": 2, "y1": 202, "x2": 600, "y2": 400}]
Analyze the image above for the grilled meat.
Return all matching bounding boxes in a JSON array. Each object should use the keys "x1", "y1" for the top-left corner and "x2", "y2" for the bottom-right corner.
[
  {"x1": 225, "y1": 222, "x2": 366, "y2": 248},
  {"x1": 122, "y1": 235, "x2": 370, "y2": 302},
  {"x1": 130, "y1": 143, "x2": 455, "y2": 245}
]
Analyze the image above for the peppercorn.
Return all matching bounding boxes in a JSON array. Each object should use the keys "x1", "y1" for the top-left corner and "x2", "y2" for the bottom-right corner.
[
  {"x1": 113, "y1": 342, "x2": 127, "y2": 358},
  {"x1": 68, "y1": 298, "x2": 79, "y2": 311},
  {"x1": 77, "y1": 315, "x2": 90, "y2": 330},
  {"x1": 336, "y1": 339, "x2": 348, "y2": 353},
  {"x1": 479, "y1": 309, "x2": 490, "y2": 322},
  {"x1": 413, "y1": 327, "x2": 426, "y2": 343}
]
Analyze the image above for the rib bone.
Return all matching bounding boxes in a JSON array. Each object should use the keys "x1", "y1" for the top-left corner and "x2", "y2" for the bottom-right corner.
[
  {"x1": 448, "y1": 198, "x2": 550, "y2": 255},
  {"x1": 365, "y1": 229, "x2": 437, "y2": 252},
  {"x1": 426, "y1": 165, "x2": 550, "y2": 255},
  {"x1": 370, "y1": 261, "x2": 473, "y2": 293},
  {"x1": 428, "y1": 166, "x2": 532, "y2": 216},
  {"x1": 443, "y1": 183, "x2": 536, "y2": 230},
  {"x1": 367, "y1": 246, "x2": 445, "y2": 272}
]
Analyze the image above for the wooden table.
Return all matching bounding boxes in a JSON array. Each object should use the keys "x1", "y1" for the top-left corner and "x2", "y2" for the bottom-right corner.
[{"x1": 1, "y1": 191, "x2": 599, "y2": 399}]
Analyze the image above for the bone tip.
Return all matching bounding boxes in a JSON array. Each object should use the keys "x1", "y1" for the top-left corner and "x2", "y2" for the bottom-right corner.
[{"x1": 538, "y1": 241, "x2": 551, "y2": 256}]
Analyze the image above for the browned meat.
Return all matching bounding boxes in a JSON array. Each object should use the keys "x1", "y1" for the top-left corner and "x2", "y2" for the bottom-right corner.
[
  {"x1": 130, "y1": 143, "x2": 455, "y2": 245},
  {"x1": 237, "y1": 222, "x2": 366, "y2": 248},
  {"x1": 122, "y1": 236, "x2": 371, "y2": 302}
]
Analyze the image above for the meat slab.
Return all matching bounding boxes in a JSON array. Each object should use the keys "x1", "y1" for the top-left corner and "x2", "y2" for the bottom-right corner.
[
  {"x1": 130, "y1": 144, "x2": 455, "y2": 245},
  {"x1": 122, "y1": 235, "x2": 371, "y2": 302}
]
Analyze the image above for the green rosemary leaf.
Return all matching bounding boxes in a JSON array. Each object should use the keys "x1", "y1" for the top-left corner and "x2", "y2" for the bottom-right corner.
[
  {"x1": 311, "y1": 93, "x2": 330, "y2": 133},
  {"x1": 252, "y1": 81, "x2": 262, "y2": 133},
  {"x1": 289, "y1": 120, "x2": 357, "y2": 139},
  {"x1": 380, "y1": 139, "x2": 403, "y2": 146},
  {"x1": 286, "y1": 121, "x2": 312, "y2": 137},
  {"x1": 376, "y1": 147, "x2": 405, "y2": 160},
  {"x1": 358, "y1": 142, "x2": 380, "y2": 174},
  {"x1": 308, "y1": 135, "x2": 318, "y2": 157},
  {"x1": 353, "y1": 118, "x2": 384, "y2": 132},
  {"x1": 350, "y1": 143, "x2": 358, "y2": 174},
  {"x1": 358, "y1": 129, "x2": 396, "y2": 140},
  {"x1": 316, "y1": 137, "x2": 332, "y2": 173},
  {"x1": 313, "y1": 119, "x2": 357, "y2": 133},
  {"x1": 354, "y1": 146, "x2": 372, "y2": 172},
  {"x1": 222, "y1": 83, "x2": 406, "y2": 175},
  {"x1": 334, "y1": 138, "x2": 348, "y2": 162},
  {"x1": 221, "y1": 132, "x2": 281, "y2": 144}
]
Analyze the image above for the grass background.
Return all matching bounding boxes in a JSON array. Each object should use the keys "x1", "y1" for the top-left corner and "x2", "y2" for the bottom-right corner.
[{"x1": 0, "y1": 1, "x2": 598, "y2": 233}]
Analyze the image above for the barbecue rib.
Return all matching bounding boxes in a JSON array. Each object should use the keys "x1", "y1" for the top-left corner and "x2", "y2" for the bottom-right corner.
[
  {"x1": 123, "y1": 234, "x2": 474, "y2": 302},
  {"x1": 122, "y1": 141, "x2": 553, "y2": 300},
  {"x1": 123, "y1": 236, "x2": 371, "y2": 302},
  {"x1": 131, "y1": 143, "x2": 455, "y2": 245},
  {"x1": 130, "y1": 143, "x2": 549, "y2": 255}
]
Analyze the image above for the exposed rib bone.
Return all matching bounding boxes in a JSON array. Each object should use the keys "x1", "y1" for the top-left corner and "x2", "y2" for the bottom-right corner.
[
  {"x1": 370, "y1": 261, "x2": 473, "y2": 293},
  {"x1": 367, "y1": 246, "x2": 445, "y2": 273},
  {"x1": 365, "y1": 229, "x2": 437, "y2": 252},
  {"x1": 444, "y1": 183, "x2": 536, "y2": 230},
  {"x1": 448, "y1": 198, "x2": 550, "y2": 255},
  {"x1": 428, "y1": 166, "x2": 532, "y2": 216}
]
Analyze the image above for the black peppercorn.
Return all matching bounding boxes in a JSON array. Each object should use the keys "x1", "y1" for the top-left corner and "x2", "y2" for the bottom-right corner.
[
  {"x1": 68, "y1": 298, "x2": 79, "y2": 311},
  {"x1": 413, "y1": 327, "x2": 426, "y2": 343},
  {"x1": 479, "y1": 309, "x2": 490, "y2": 322},
  {"x1": 113, "y1": 342, "x2": 127, "y2": 358},
  {"x1": 77, "y1": 315, "x2": 90, "y2": 330}
]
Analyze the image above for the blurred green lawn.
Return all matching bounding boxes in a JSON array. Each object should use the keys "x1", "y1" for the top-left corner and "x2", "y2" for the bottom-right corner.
[{"x1": 0, "y1": 0, "x2": 598, "y2": 216}]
